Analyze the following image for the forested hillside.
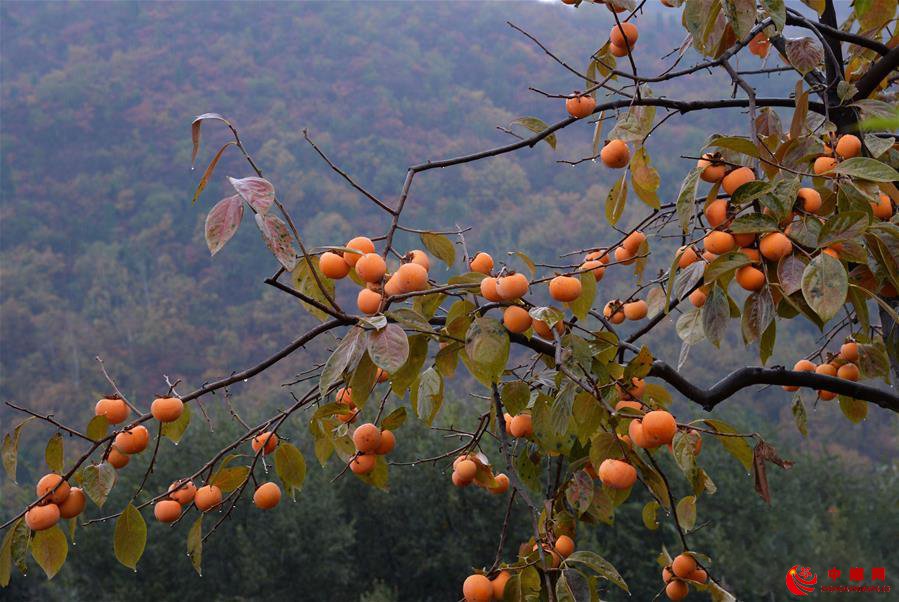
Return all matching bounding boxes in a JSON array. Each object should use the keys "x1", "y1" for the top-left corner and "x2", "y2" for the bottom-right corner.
[{"x1": 1, "y1": 2, "x2": 896, "y2": 600}]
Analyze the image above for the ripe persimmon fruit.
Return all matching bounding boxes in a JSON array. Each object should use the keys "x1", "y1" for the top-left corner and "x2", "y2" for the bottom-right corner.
[
  {"x1": 623, "y1": 299, "x2": 648, "y2": 320},
  {"x1": 814, "y1": 156, "x2": 838, "y2": 175},
  {"x1": 489, "y1": 473, "x2": 510, "y2": 494},
  {"x1": 253, "y1": 482, "x2": 282, "y2": 510},
  {"x1": 598, "y1": 459, "x2": 637, "y2": 489},
  {"x1": 451, "y1": 471, "x2": 471, "y2": 487},
  {"x1": 609, "y1": 22, "x2": 638, "y2": 47},
  {"x1": 395, "y1": 262, "x2": 429, "y2": 293},
  {"x1": 25, "y1": 504, "x2": 60, "y2": 531},
  {"x1": 704, "y1": 199, "x2": 729, "y2": 228},
  {"x1": 36, "y1": 473, "x2": 70, "y2": 505},
  {"x1": 533, "y1": 316, "x2": 564, "y2": 339},
  {"x1": 95, "y1": 396, "x2": 129, "y2": 424},
  {"x1": 350, "y1": 453, "x2": 376, "y2": 475},
  {"x1": 677, "y1": 246, "x2": 699, "y2": 268},
  {"x1": 455, "y1": 459, "x2": 477, "y2": 481},
  {"x1": 689, "y1": 568, "x2": 708, "y2": 583},
  {"x1": 357, "y1": 288, "x2": 383, "y2": 315},
  {"x1": 872, "y1": 193, "x2": 894, "y2": 219},
  {"x1": 492, "y1": 571, "x2": 511, "y2": 600},
  {"x1": 601, "y1": 139, "x2": 630, "y2": 168},
  {"x1": 672, "y1": 554, "x2": 697, "y2": 578},
  {"x1": 615, "y1": 399, "x2": 642, "y2": 412},
  {"x1": 736, "y1": 265, "x2": 765, "y2": 291},
  {"x1": 462, "y1": 574, "x2": 493, "y2": 602},
  {"x1": 603, "y1": 301, "x2": 625, "y2": 324},
  {"x1": 609, "y1": 42, "x2": 628, "y2": 57},
  {"x1": 566, "y1": 94, "x2": 596, "y2": 119},
  {"x1": 114, "y1": 425, "x2": 149, "y2": 454},
  {"x1": 840, "y1": 342, "x2": 859, "y2": 362},
  {"x1": 154, "y1": 499, "x2": 182, "y2": 523},
  {"x1": 496, "y1": 273, "x2": 529, "y2": 300},
  {"x1": 355, "y1": 253, "x2": 387, "y2": 283},
  {"x1": 151, "y1": 396, "x2": 184, "y2": 423},
  {"x1": 320, "y1": 251, "x2": 350, "y2": 279},
  {"x1": 555, "y1": 534, "x2": 575, "y2": 558},
  {"x1": 509, "y1": 414, "x2": 533, "y2": 438},
  {"x1": 503, "y1": 305, "x2": 533, "y2": 333},
  {"x1": 336, "y1": 387, "x2": 353, "y2": 405},
  {"x1": 252, "y1": 431, "x2": 279, "y2": 455},
  {"x1": 549, "y1": 275, "x2": 582, "y2": 302},
  {"x1": 58, "y1": 487, "x2": 86, "y2": 519},
  {"x1": 375, "y1": 429, "x2": 396, "y2": 455},
  {"x1": 643, "y1": 410, "x2": 677, "y2": 445},
  {"x1": 469, "y1": 252, "x2": 494, "y2": 274},
  {"x1": 722, "y1": 167, "x2": 755, "y2": 195},
  {"x1": 352, "y1": 423, "x2": 382, "y2": 453},
  {"x1": 703, "y1": 231, "x2": 735, "y2": 255},
  {"x1": 835, "y1": 134, "x2": 861, "y2": 158},
  {"x1": 614, "y1": 245, "x2": 636, "y2": 265},
  {"x1": 617, "y1": 376, "x2": 645, "y2": 399},
  {"x1": 734, "y1": 232, "x2": 757, "y2": 248},
  {"x1": 797, "y1": 187, "x2": 822, "y2": 213},
  {"x1": 697, "y1": 153, "x2": 726, "y2": 182},
  {"x1": 108, "y1": 447, "x2": 130, "y2": 469},
  {"x1": 759, "y1": 232, "x2": 793, "y2": 261},
  {"x1": 194, "y1": 485, "x2": 222, "y2": 512},
  {"x1": 168, "y1": 480, "x2": 197, "y2": 505},
  {"x1": 689, "y1": 289, "x2": 707, "y2": 308},
  {"x1": 586, "y1": 249, "x2": 610, "y2": 264},
  {"x1": 666, "y1": 579, "x2": 689, "y2": 601},
  {"x1": 837, "y1": 362, "x2": 859, "y2": 381},
  {"x1": 344, "y1": 237, "x2": 375, "y2": 266},
  {"x1": 784, "y1": 359, "x2": 816, "y2": 391},
  {"x1": 480, "y1": 276, "x2": 502, "y2": 301},
  {"x1": 408, "y1": 249, "x2": 430, "y2": 271},
  {"x1": 623, "y1": 230, "x2": 646, "y2": 254},
  {"x1": 580, "y1": 259, "x2": 605, "y2": 281}
]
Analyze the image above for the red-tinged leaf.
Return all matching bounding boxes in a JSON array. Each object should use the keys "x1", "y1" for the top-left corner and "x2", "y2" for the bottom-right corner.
[
  {"x1": 777, "y1": 255, "x2": 806, "y2": 296},
  {"x1": 205, "y1": 195, "x2": 244, "y2": 256},
  {"x1": 566, "y1": 470, "x2": 595, "y2": 516},
  {"x1": 254, "y1": 213, "x2": 297, "y2": 271},
  {"x1": 783, "y1": 37, "x2": 824, "y2": 75},
  {"x1": 191, "y1": 112, "x2": 231, "y2": 168},
  {"x1": 366, "y1": 324, "x2": 410, "y2": 374},
  {"x1": 230, "y1": 176, "x2": 275, "y2": 214},
  {"x1": 192, "y1": 141, "x2": 236, "y2": 204}
]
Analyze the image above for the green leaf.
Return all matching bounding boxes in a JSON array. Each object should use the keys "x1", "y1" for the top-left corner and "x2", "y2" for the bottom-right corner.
[
  {"x1": 274, "y1": 442, "x2": 307, "y2": 494},
  {"x1": 676, "y1": 168, "x2": 701, "y2": 233},
  {"x1": 161, "y1": 403, "x2": 191, "y2": 444},
  {"x1": 503, "y1": 565, "x2": 542, "y2": 601},
  {"x1": 113, "y1": 503, "x2": 146, "y2": 570},
  {"x1": 385, "y1": 308, "x2": 433, "y2": 333},
  {"x1": 831, "y1": 157, "x2": 899, "y2": 182},
  {"x1": 501, "y1": 381, "x2": 530, "y2": 417},
  {"x1": 0, "y1": 519, "x2": 27, "y2": 586},
  {"x1": 702, "y1": 419, "x2": 753, "y2": 470},
  {"x1": 556, "y1": 568, "x2": 591, "y2": 602},
  {"x1": 564, "y1": 550, "x2": 629, "y2": 593},
  {"x1": 676, "y1": 495, "x2": 697, "y2": 531},
  {"x1": 390, "y1": 334, "x2": 429, "y2": 396},
  {"x1": 801, "y1": 254, "x2": 848, "y2": 323},
  {"x1": 839, "y1": 397, "x2": 868, "y2": 423},
  {"x1": 514, "y1": 447, "x2": 542, "y2": 493},
  {"x1": 85, "y1": 415, "x2": 108, "y2": 442},
  {"x1": 565, "y1": 470, "x2": 595, "y2": 516},
  {"x1": 44, "y1": 433, "x2": 64, "y2": 474},
  {"x1": 630, "y1": 147, "x2": 661, "y2": 208},
  {"x1": 707, "y1": 134, "x2": 759, "y2": 158},
  {"x1": 642, "y1": 501, "x2": 660, "y2": 530},
  {"x1": 290, "y1": 256, "x2": 336, "y2": 322},
  {"x1": 463, "y1": 317, "x2": 510, "y2": 387},
  {"x1": 319, "y1": 326, "x2": 367, "y2": 398},
  {"x1": 210, "y1": 466, "x2": 250, "y2": 492},
  {"x1": 569, "y1": 271, "x2": 597, "y2": 321},
  {"x1": 2, "y1": 417, "x2": 35, "y2": 481},
  {"x1": 30, "y1": 525, "x2": 67, "y2": 579},
  {"x1": 604, "y1": 175, "x2": 628, "y2": 226},
  {"x1": 511, "y1": 116, "x2": 557, "y2": 149},
  {"x1": 380, "y1": 407, "x2": 407, "y2": 431},
  {"x1": 729, "y1": 213, "x2": 779, "y2": 234},
  {"x1": 81, "y1": 462, "x2": 116, "y2": 508},
  {"x1": 761, "y1": 0, "x2": 786, "y2": 30},
  {"x1": 791, "y1": 395, "x2": 808, "y2": 437},
  {"x1": 419, "y1": 232, "x2": 455, "y2": 267},
  {"x1": 817, "y1": 210, "x2": 869, "y2": 246},
  {"x1": 722, "y1": 0, "x2": 756, "y2": 40},
  {"x1": 367, "y1": 324, "x2": 410, "y2": 375},
  {"x1": 701, "y1": 285, "x2": 729, "y2": 347},
  {"x1": 349, "y1": 352, "x2": 377, "y2": 409},
  {"x1": 412, "y1": 367, "x2": 444, "y2": 426},
  {"x1": 187, "y1": 516, "x2": 203, "y2": 576},
  {"x1": 704, "y1": 251, "x2": 751, "y2": 283}
]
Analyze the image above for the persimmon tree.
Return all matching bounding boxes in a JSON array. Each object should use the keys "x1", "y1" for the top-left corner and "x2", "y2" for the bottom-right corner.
[{"x1": 3, "y1": 0, "x2": 898, "y2": 599}]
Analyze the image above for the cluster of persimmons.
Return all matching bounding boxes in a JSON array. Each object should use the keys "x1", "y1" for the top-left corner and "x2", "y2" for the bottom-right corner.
[{"x1": 783, "y1": 340, "x2": 863, "y2": 401}]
